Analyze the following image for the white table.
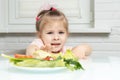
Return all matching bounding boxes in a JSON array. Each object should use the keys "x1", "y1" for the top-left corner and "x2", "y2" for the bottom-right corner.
[{"x1": 0, "y1": 55, "x2": 120, "y2": 80}]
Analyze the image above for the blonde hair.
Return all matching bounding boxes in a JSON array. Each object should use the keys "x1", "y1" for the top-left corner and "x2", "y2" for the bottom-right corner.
[{"x1": 36, "y1": 8, "x2": 68, "y2": 33}]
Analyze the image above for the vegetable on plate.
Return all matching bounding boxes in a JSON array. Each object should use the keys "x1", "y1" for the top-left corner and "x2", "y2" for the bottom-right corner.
[{"x1": 0, "y1": 50, "x2": 84, "y2": 71}]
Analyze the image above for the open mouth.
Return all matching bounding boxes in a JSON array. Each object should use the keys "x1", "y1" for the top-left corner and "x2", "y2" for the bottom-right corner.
[{"x1": 51, "y1": 43, "x2": 61, "y2": 47}]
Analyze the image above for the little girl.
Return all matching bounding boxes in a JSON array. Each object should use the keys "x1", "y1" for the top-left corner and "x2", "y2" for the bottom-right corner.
[{"x1": 26, "y1": 7, "x2": 92, "y2": 59}]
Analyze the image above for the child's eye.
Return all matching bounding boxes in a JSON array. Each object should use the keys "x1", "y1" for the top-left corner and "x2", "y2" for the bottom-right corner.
[
  {"x1": 59, "y1": 31, "x2": 64, "y2": 34},
  {"x1": 47, "y1": 32, "x2": 53, "y2": 34}
]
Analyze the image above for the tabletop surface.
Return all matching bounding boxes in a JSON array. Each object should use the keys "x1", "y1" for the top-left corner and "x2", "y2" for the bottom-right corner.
[{"x1": 0, "y1": 55, "x2": 120, "y2": 80}]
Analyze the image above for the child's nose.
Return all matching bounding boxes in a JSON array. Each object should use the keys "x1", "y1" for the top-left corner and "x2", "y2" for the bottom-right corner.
[{"x1": 53, "y1": 34, "x2": 59, "y2": 40}]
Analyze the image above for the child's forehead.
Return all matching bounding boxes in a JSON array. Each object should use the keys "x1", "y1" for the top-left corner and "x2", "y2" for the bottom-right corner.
[
  {"x1": 44, "y1": 23, "x2": 66, "y2": 30},
  {"x1": 44, "y1": 21, "x2": 66, "y2": 28}
]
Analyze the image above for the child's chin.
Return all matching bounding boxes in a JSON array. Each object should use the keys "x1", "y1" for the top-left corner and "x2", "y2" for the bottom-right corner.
[
  {"x1": 52, "y1": 47, "x2": 60, "y2": 51},
  {"x1": 51, "y1": 49, "x2": 61, "y2": 53}
]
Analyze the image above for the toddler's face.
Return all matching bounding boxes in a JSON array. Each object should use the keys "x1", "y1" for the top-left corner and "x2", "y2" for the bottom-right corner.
[{"x1": 39, "y1": 22, "x2": 68, "y2": 53}]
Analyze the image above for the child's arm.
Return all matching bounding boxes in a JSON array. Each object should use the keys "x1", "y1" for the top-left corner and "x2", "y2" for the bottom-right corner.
[
  {"x1": 72, "y1": 44, "x2": 92, "y2": 59},
  {"x1": 26, "y1": 45, "x2": 40, "y2": 56},
  {"x1": 26, "y1": 44, "x2": 51, "y2": 56}
]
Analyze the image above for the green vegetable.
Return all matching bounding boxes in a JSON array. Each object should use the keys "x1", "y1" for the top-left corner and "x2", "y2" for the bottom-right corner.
[
  {"x1": 64, "y1": 59, "x2": 84, "y2": 70},
  {"x1": 15, "y1": 59, "x2": 65, "y2": 67},
  {"x1": 1, "y1": 50, "x2": 84, "y2": 71},
  {"x1": 63, "y1": 49, "x2": 78, "y2": 60},
  {"x1": 63, "y1": 50, "x2": 84, "y2": 70}
]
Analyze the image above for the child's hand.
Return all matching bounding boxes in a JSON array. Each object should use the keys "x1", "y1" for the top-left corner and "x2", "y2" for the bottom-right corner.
[
  {"x1": 40, "y1": 44, "x2": 52, "y2": 53},
  {"x1": 72, "y1": 44, "x2": 92, "y2": 59},
  {"x1": 72, "y1": 48, "x2": 87, "y2": 59},
  {"x1": 40, "y1": 44, "x2": 60, "y2": 53}
]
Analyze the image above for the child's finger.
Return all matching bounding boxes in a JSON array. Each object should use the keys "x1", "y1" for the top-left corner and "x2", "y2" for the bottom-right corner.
[
  {"x1": 78, "y1": 52, "x2": 86, "y2": 59},
  {"x1": 82, "y1": 56, "x2": 87, "y2": 59},
  {"x1": 42, "y1": 44, "x2": 51, "y2": 52},
  {"x1": 40, "y1": 45, "x2": 46, "y2": 50},
  {"x1": 46, "y1": 44, "x2": 51, "y2": 50}
]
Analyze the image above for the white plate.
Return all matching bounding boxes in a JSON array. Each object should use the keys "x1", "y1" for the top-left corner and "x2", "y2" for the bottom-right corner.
[{"x1": 10, "y1": 63, "x2": 67, "y2": 72}]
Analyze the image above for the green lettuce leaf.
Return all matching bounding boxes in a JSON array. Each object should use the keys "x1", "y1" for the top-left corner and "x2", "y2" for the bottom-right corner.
[{"x1": 1, "y1": 50, "x2": 84, "y2": 71}]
